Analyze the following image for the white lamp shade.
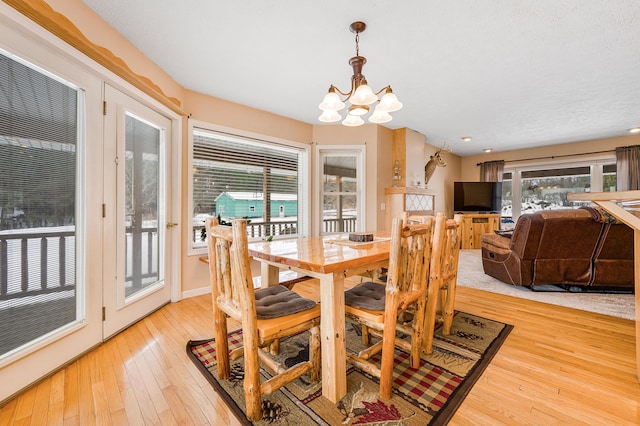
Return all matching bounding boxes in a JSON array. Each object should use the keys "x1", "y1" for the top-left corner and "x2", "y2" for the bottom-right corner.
[
  {"x1": 378, "y1": 92, "x2": 403, "y2": 112},
  {"x1": 318, "y1": 109, "x2": 342, "y2": 123},
  {"x1": 368, "y1": 106, "x2": 392, "y2": 124},
  {"x1": 319, "y1": 92, "x2": 345, "y2": 111},
  {"x1": 342, "y1": 114, "x2": 364, "y2": 127},
  {"x1": 350, "y1": 84, "x2": 378, "y2": 105}
]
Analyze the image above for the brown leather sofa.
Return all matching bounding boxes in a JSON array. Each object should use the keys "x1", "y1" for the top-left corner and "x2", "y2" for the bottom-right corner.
[{"x1": 480, "y1": 208, "x2": 634, "y2": 291}]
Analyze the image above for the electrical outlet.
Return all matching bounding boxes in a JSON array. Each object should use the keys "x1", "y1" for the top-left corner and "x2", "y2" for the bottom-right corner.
[{"x1": 380, "y1": 203, "x2": 385, "y2": 211}]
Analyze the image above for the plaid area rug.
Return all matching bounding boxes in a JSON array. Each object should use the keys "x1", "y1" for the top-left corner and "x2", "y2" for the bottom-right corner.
[{"x1": 187, "y1": 312, "x2": 512, "y2": 425}]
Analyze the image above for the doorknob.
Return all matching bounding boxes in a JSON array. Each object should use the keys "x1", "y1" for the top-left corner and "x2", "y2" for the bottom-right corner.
[{"x1": 166, "y1": 222, "x2": 178, "y2": 229}]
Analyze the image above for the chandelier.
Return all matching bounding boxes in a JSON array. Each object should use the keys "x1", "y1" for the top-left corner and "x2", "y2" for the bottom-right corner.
[{"x1": 318, "y1": 21, "x2": 402, "y2": 127}]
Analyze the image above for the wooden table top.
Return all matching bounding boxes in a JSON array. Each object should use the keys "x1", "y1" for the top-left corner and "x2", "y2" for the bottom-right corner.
[{"x1": 247, "y1": 234, "x2": 391, "y2": 275}]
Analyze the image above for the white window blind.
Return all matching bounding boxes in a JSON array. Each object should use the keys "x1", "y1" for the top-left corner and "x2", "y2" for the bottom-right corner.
[
  {"x1": 191, "y1": 127, "x2": 306, "y2": 247},
  {"x1": 0, "y1": 50, "x2": 81, "y2": 358}
]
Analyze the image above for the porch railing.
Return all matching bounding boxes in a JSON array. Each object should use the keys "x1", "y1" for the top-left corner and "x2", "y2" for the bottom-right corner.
[
  {"x1": 4, "y1": 216, "x2": 359, "y2": 302},
  {"x1": 0, "y1": 230, "x2": 75, "y2": 301},
  {"x1": 192, "y1": 217, "x2": 358, "y2": 243}
]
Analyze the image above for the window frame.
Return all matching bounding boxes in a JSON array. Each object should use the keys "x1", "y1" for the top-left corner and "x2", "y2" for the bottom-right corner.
[
  {"x1": 503, "y1": 154, "x2": 616, "y2": 221},
  {"x1": 187, "y1": 120, "x2": 310, "y2": 255},
  {"x1": 315, "y1": 145, "x2": 366, "y2": 236}
]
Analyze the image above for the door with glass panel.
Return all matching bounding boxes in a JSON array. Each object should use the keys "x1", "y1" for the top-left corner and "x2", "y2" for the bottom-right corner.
[
  {"x1": 0, "y1": 46, "x2": 103, "y2": 402},
  {"x1": 103, "y1": 84, "x2": 172, "y2": 338},
  {"x1": 318, "y1": 148, "x2": 364, "y2": 235}
]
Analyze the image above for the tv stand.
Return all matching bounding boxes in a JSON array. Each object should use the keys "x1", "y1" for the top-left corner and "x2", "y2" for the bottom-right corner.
[{"x1": 454, "y1": 213, "x2": 500, "y2": 249}]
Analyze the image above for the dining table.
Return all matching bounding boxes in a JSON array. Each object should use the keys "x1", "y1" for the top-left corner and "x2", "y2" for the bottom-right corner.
[{"x1": 247, "y1": 233, "x2": 391, "y2": 403}]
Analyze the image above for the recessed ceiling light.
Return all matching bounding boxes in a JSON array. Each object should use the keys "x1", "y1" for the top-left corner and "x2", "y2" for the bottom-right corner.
[
  {"x1": 461, "y1": 136, "x2": 472, "y2": 142},
  {"x1": 483, "y1": 148, "x2": 492, "y2": 153},
  {"x1": 628, "y1": 127, "x2": 640, "y2": 134}
]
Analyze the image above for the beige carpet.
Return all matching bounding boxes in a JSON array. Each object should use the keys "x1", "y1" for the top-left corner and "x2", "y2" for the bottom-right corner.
[{"x1": 457, "y1": 250, "x2": 635, "y2": 320}]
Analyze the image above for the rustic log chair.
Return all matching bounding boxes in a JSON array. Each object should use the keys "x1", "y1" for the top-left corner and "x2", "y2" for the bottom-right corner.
[
  {"x1": 343, "y1": 217, "x2": 433, "y2": 399},
  {"x1": 206, "y1": 218, "x2": 321, "y2": 422},
  {"x1": 423, "y1": 213, "x2": 462, "y2": 354}
]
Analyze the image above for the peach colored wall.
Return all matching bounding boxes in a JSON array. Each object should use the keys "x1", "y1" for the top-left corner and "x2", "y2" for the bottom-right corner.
[
  {"x1": 184, "y1": 90, "x2": 312, "y2": 142},
  {"x1": 404, "y1": 129, "x2": 427, "y2": 187},
  {"x1": 460, "y1": 134, "x2": 640, "y2": 182},
  {"x1": 376, "y1": 126, "x2": 394, "y2": 230}
]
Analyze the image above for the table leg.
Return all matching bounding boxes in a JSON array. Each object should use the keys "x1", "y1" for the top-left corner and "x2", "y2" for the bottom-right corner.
[
  {"x1": 319, "y1": 272, "x2": 347, "y2": 403},
  {"x1": 260, "y1": 263, "x2": 280, "y2": 288}
]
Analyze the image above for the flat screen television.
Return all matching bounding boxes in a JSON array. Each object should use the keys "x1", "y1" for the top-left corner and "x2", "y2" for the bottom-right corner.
[{"x1": 453, "y1": 181, "x2": 502, "y2": 213}]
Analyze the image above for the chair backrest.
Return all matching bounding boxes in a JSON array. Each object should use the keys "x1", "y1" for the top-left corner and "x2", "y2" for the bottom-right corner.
[
  {"x1": 403, "y1": 213, "x2": 434, "y2": 226},
  {"x1": 387, "y1": 217, "x2": 434, "y2": 304},
  {"x1": 206, "y1": 218, "x2": 257, "y2": 331},
  {"x1": 430, "y1": 213, "x2": 461, "y2": 286}
]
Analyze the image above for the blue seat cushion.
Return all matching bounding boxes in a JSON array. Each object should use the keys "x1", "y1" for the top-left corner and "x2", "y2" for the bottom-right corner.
[
  {"x1": 255, "y1": 285, "x2": 317, "y2": 319},
  {"x1": 344, "y1": 281, "x2": 386, "y2": 311}
]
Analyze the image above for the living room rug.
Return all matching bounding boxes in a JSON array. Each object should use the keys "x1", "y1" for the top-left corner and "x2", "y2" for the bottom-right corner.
[
  {"x1": 187, "y1": 312, "x2": 512, "y2": 425},
  {"x1": 457, "y1": 249, "x2": 635, "y2": 320}
]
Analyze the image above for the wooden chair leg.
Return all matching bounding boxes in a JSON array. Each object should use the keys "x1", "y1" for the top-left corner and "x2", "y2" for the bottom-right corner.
[
  {"x1": 442, "y1": 280, "x2": 457, "y2": 335},
  {"x1": 213, "y1": 307, "x2": 230, "y2": 380},
  {"x1": 379, "y1": 302, "x2": 399, "y2": 400},
  {"x1": 269, "y1": 339, "x2": 280, "y2": 355},
  {"x1": 361, "y1": 324, "x2": 371, "y2": 345},
  {"x1": 309, "y1": 324, "x2": 321, "y2": 383},
  {"x1": 423, "y1": 280, "x2": 440, "y2": 355},
  {"x1": 244, "y1": 331, "x2": 263, "y2": 422},
  {"x1": 410, "y1": 298, "x2": 426, "y2": 368}
]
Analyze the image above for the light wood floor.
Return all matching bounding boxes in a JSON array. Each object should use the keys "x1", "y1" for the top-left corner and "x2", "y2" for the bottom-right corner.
[{"x1": 1, "y1": 280, "x2": 638, "y2": 425}]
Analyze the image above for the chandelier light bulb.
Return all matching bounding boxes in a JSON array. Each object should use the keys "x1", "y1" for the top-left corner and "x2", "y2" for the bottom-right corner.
[
  {"x1": 318, "y1": 109, "x2": 342, "y2": 123},
  {"x1": 350, "y1": 84, "x2": 377, "y2": 106},
  {"x1": 342, "y1": 114, "x2": 365, "y2": 127},
  {"x1": 378, "y1": 91, "x2": 403, "y2": 112},
  {"x1": 319, "y1": 91, "x2": 345, "y2": 111},
  {"x1": 368, "y1": 106, "x2": 392, "y2": 124}
]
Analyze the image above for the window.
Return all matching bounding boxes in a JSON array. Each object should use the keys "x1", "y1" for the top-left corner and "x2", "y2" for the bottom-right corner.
[
  {"x1": 190, "y1": 124, "x2": 308, "y2": 249},
  {"x1": 502, "y1": 158, "x2": 616, "y2": 221}
]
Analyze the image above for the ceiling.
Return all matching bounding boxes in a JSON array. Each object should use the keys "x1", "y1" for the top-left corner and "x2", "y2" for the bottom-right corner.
[{"x1": 81, "y1": 0, "x2": 640, "y2": 156}]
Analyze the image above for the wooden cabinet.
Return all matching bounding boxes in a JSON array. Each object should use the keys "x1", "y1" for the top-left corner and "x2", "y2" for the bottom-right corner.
[
  {"x1": 454, "y1": 213, "x2": 500, "y2": 249},
  {"x1": 385, "y1": 187, "x2": 434, "y2": 231}
]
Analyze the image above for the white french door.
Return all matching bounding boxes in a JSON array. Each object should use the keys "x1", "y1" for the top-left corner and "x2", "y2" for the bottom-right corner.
[
  {"x1": 102, "y1": 85, "x2": 173, "y2": 338},
  {"x1": 317, "y1": 146, "x2": 365, "y2": 235}
]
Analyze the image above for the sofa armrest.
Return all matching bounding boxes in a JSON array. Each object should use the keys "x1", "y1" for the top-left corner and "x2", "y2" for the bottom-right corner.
[{"x1": 480, "y1": 232, "x2": 511, "y2": 252}]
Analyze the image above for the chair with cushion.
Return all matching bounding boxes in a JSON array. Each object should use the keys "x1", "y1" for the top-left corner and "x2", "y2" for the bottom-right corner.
[
  {"x1": 344, "y1": 217, "x2": 433, "y2": 399},
  {"x1": 423, "y1": 213, "x2": 462, "y2": 354},
  {"x1": 206, "y1": 218, "x2": 321, "y2": 422},
  {"x1": 403, "y1": 213, "x2": 434, "y2": 225}
]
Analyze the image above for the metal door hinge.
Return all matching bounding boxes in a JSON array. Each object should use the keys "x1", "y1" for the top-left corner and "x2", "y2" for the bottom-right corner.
[
  {"x1": 102, "y1": 204, "x2": 106, "y2": 218},
  {"x1": 102, "y1": 306, "x2": 106, "y2": 321},
  {"x1": 103, "y1": 101, "x2": 107, "y2": 115}
]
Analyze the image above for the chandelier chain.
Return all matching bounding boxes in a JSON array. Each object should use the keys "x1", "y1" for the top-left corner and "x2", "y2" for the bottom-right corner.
[{"x1": 355, "y1": 32, "x2": 360, "y2": 56}]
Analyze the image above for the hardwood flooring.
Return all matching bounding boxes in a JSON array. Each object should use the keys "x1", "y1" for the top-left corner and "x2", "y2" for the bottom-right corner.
[{"x1": 0, "y1": 281, "x2": 638, "y2": 425}]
